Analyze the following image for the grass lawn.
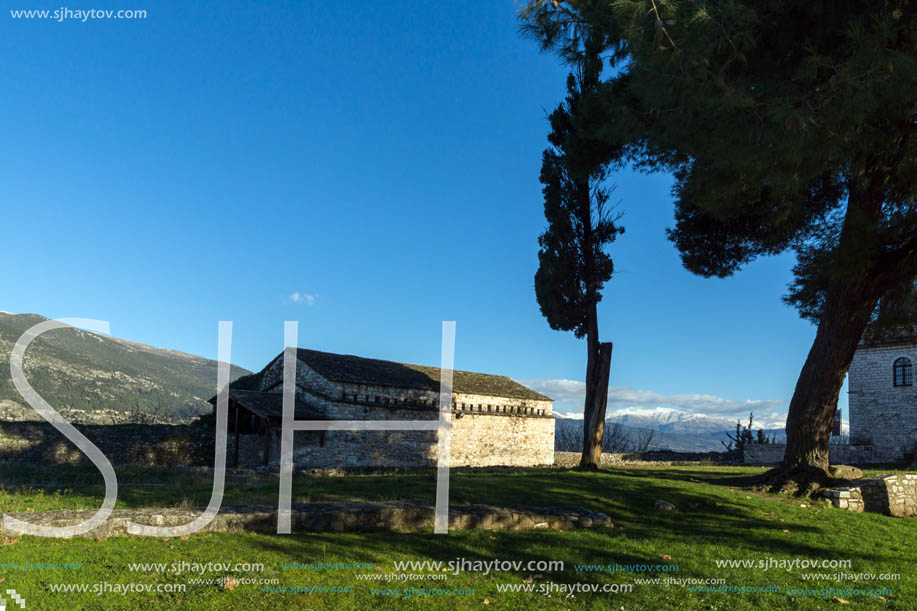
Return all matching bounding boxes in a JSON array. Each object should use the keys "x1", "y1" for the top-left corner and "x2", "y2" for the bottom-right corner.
[{"x1": 0, "y1": 463, "x2": 912, "y2": 609}]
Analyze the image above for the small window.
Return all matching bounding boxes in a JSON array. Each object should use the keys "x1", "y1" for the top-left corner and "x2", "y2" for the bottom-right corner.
[{"x1": 894, "y1": 357, "x2": 913, "y2": 387}]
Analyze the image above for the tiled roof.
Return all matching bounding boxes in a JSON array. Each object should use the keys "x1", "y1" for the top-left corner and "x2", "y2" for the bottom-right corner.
[
  {"x1": 293, "y1": 349, "x2": 551, "y2": 401},
  {"x1": 860, "y1": 324, "x2": 917, "y2": 348},
  {"x1": 232, "y1": 348, "x2": 551, "y2": 401}
]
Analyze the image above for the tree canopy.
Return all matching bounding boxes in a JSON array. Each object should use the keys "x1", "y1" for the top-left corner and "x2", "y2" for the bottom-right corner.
[
  {"x1": 535, "y1": 73, "x2": 624, "y2": 338},
  {"x1": 522, "y1": 0, "x2": 916, "y2": 313}
]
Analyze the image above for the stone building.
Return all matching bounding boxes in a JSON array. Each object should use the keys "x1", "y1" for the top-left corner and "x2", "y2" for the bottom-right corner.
[
  {"x1": 218, "y1": 348, "x2": 554, "y2": 469},
  {"x1": 847, "y1": 327, "x2": 917, "y2": 462},
  {"x1": 745, "y1": 325, "x2": 916, "y2": 466}
]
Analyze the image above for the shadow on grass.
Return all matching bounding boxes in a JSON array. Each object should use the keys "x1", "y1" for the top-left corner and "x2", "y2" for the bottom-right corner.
[{"x1": 0, "y1": 462, "x2": 903, "y2": 570}]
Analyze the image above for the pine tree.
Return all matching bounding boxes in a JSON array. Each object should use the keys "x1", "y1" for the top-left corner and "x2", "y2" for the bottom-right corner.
[
  {"x1": 521, "y1": 0, "x2": 916, "y2": 490},
  {"x1": 534, "y1": 42, "x2": 625, "y2": 469}
]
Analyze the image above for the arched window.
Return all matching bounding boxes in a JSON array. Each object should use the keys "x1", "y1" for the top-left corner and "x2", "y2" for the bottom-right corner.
[{"x1": 894, "y1": 357, "x2": 913, "y2": 387}]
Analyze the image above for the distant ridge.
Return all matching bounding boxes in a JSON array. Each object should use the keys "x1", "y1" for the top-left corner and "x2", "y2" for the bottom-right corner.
[
  {"x1": 552, "y1": 415, "x2": 789, "y2": 453},
  {"x1": 0, "y1": 312, "x2": 250, "y2": 421}
]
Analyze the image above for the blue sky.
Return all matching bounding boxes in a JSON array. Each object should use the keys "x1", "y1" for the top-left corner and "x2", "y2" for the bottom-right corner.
[{"x1": 0, "y1": 0, "x2": 842, "y2": 424}]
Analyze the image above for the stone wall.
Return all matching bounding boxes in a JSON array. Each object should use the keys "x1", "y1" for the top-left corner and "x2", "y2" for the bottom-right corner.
[
  {"x1": 822, "y1": 474, "x2": 917, "y2": 517},
  {"x1": 830, "y1": 444, "x2": 902, "y2": 464},
  {"x1": 554, "y1": 451, "x2": 724, "y2": 467},
  {"x1": 0, "y1": 421, "x2": 213, "y2": 467},
  {"x1": 743, "y1": 443, "x2": 902, "y2": 465},
  {"x1": 0, "y1": 502, "x2": 611, "y2": 538},
  {"x1": 0, "y1": 414, "x2": 554, "y2": 471},
  {"x1": 849, "y1": 342, "x2": 917, "y2": 460},
  {"x1": 742, "y1": 444, "x2": 785, "y2": 465},
  {"x1": 261, "y1": 357, "x2": 337, "y2": 407},
  {"x1": 234, "y1": 411, "x2": 554, "y2": 469},
  {"x1": 451, "y1": 413, "x2": 554, "y2": 467},
  {"x1": 288, "y1": 429, "x2": 437, "y2": 469}
]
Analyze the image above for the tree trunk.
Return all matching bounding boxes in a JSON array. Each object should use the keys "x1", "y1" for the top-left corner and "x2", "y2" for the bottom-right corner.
[
  {"x1": 579, "y1": 300, "x2": 613, "y2": 469},
  {"x1": 770, "y1": 175, "x2": 887, "y2": 492},
  {"x1": 774, "y1": 285, "x2": 878, "y2": 490},
  {"x1": 580, "y1": 315, "x2": 598, "y2": 463},
  {"x1": 580, "y1": 342, "x2": 612, "y2": 469}
]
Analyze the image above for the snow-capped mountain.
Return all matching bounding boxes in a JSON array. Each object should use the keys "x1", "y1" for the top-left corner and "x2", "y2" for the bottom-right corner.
[
  {"x1": 552, "y1": 407, "x2": 848, "y2": 452},
  {"x1": 553, "y1": 408, "x2": 788, "y2": 452},
  {"x1": 555, "y1": 407, "x2": 786, "y2": 431},
  {"x1": 604, "y1": 406, "x2": 787, "y2": 433}
]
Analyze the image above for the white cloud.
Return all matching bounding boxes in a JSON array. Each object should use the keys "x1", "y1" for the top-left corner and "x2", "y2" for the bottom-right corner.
[
  {"x1": 606, "y1": 388, "x2": 784, "y2": 416},
  {"x1": 288, "y1": 292, "x2": 316, "y2": 306},
  {"x1": 526, "y1": 379, "x2": 586, "y2": 402},
  {"x1": 523, "y1": 378, "x2": 785, "y2": 421}
]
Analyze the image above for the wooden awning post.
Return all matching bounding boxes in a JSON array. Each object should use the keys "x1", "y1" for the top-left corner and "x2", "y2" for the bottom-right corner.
[
  {"x1": 233, "y1": 403, "x2": 241, "y2": 468},
  {"x1": 263, "y1": 422, "x2": 271, "y2": 465}
]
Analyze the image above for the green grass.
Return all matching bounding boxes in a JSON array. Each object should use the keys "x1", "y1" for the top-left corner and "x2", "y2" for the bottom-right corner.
[{"x1": 0, "y1": 463, "x2": 912, "y2": 609}]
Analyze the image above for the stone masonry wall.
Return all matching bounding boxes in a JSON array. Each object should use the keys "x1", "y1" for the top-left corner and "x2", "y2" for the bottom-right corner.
[
  {"x1": 1, "y1": 502, "x2": 611, "y2": 537},
  {"x1": 848, "y1": 343, "x2": 917, "y2": 460},
  {"x1": 822, "y1": 474, "x2": 917, "y2": 517},
  {"x1": 741, "y1": 444, "x2": 785, "y2": 464},
  {"x1": 261, "y1": 357, "x2": 337, "y2": 406},
  {"x1": 230, "y1": 430, "x2": 324, "y2": 467},
  {"x1": 450, "y1": 413, "x2": 554, "y2": 467},
  {"x1": 243, "y1": 411, "x2": 555, "y2": 469},
  {"x1": 289, "y1": 429, "x2": 437, "y2": 468},
  {"x1": 555, "y1": 451, "x2": 724, "y2": 467}
]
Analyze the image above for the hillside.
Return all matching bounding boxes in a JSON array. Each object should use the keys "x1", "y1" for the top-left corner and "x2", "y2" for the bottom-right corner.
[{"x1": 0, "y1": 312, "x2": 249, "y2": 422}]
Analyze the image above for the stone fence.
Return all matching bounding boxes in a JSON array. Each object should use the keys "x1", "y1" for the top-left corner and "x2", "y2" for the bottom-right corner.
[
  {"x1": 744, "y1": 443, "x2": 902, "y2": 465},
  {"x1": 554, "y1": 451, "x2": 725, "y2": 467},
  {"x1": 0, "y1": 421, "x2": 212, "y2": 467},
  {"x1": 0, "y1": 502, "x2": 612, "y2": 538},
  {"x1": 1, "y1": 421, "x2": 732, "y2": 471}
]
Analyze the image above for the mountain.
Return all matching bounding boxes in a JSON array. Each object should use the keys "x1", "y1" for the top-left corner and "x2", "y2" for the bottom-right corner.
[
  {"x1": 0, "y1": 312, "x2": 250, "y2": 423},
  {"x1": 604, "y1": 406, "x2": 788, "y2": 433},
  {"x1": 553, "y1": 409, "x2": 790, "y2": 453}
]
